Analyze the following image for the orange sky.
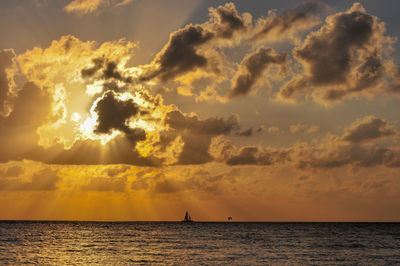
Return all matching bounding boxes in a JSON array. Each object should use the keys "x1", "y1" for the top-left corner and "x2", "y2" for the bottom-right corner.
[{"x1": 0, "y1": 0, "x2": 400, "y2": 221}]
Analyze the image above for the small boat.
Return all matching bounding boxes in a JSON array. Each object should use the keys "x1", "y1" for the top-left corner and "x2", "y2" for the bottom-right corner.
[{"x1": 182, "y1": 211, "x2": 194, "y2": 222}]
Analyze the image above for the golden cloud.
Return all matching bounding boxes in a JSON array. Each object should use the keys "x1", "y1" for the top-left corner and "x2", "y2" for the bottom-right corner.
[{"x1": 64, "y1": 0, "x2": 134, "y2": 16}]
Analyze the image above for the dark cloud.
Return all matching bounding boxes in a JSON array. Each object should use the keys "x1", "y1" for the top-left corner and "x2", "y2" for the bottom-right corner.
[
  {"x1": 81, "y1": 58, "x2": 132, "y2": 83},
  {"x1": 223, "y1": 137, "x2": 400, "y2": 169},
  {"x1": 165, "y1": 110, "x2": 239, "y2": 164},
  {"x1": 296, "y1": 4, "x2": 374, "y2": 85},
  {"x1": 235, "y1": 128, "x2": 253, "y2": 137},
  {"x1": 178, "y1": 134, "x2": 215, "y2": 164},
  {"x1": 140, "y1": 24, "x2": 214, "y2": 82},
  {"x1": 294, "y1": 117, "x2": 400, "y2": 169},
  {"x1": 0, "y1": 168, "x2": 60, "y2": 191},
  {"x1": 0, "y1": 49, "x2": 15, "y2": 115},
  {"x1": 229, "y1": 48, "x2": 287, "y2": 97},
  {"x1": 103, "y1": 61, "x2": 132, "y2": 83},
  {"x1": 341, "y1": 116, "x2": 397, "y2": 143},
  {"x1": 296, "y1": 142, "x2": 399, "y2": 169},
  {"x1": 223, "y1": 135, "x2": 400, "y2": 169},
  {"x1": 94, "y1": 91, "x2": 146, "y2": 144},
  {"x1": 277, "y1": 75, "x2": 308, "y2": 99},
  {"x1": 81, "y1": 58, "x2": 104, "y2": 78},
  {"x1": 226, "y1": 147, "x2": 258, "y2": 165},
  {"x1": 251, "y1": 1, "x2": 323, "y2": 42},
  {"x1": 226, "y1": 146, "x2": 291, "y2": 166},
  {"x1": 324, "y1": 53, "x2": 385, "y2": 101},
  {"x1": 155, "y1": 129, "x2": 179, "y2": 152},
  {"x1": 140, "y1": 3, "x2": 248, "y2": 82},
  {"x1": 217, "y1": 115, "x2": 400, "y2": 169},
  {"x1": 94, "y1": 91, "x2": 139, "y2": 133},
  {"x1": 165, "y1": 110, "x2": 239, "y2": 135},
  {"x1": 209, "y1": 2, "x2": 247, "y2": 39},
  {"x1": 278, "y1": 3, "x2": 392, "y2": 103}
]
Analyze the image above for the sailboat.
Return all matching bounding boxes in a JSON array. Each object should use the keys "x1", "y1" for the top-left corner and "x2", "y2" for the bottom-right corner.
[{"x1": 182, "y1": 211, "x2": 194, "y2": 222}]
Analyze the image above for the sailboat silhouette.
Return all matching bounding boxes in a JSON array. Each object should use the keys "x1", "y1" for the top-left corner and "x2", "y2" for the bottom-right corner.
[{"x1": 182, "y1": 211, "x2": 194, "y2": 222}]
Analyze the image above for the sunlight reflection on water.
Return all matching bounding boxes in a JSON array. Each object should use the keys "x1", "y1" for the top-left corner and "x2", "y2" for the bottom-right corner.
[{"x1": 0, "y1": 221, "x2": 399, "y2": 264}]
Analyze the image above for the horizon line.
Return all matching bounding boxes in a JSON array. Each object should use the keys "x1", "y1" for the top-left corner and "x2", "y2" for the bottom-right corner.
[{"x1": 0, "y1": 219, "x2": 399, "y2": 223}]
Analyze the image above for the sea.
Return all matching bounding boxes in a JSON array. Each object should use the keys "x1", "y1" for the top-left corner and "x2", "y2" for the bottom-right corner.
[{"x1": 0, "y1": 221, "x2": 399, "y2": 265}]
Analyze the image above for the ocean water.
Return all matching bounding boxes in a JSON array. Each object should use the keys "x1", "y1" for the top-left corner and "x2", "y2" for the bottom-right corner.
[{"x1": 0, "y1": 222, "x2": 399, "y2": 265}]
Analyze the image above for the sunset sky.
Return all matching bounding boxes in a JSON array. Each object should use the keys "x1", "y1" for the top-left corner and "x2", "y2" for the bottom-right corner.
[{"x1": 1, "y1": 0, "x2": 400, "y2": 221}]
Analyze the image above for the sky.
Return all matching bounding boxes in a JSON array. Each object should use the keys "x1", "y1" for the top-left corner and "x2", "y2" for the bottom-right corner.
[{"x1": 1, "y1": 0, "x2": 400, "y2": 221}]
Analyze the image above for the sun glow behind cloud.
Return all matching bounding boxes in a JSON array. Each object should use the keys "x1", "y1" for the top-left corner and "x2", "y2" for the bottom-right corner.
[
  {"x1": 14, "y1": 35, "x2": 165, "y2": 149},
  {"x1": 2, "y1": 1, "x2": 400, "y2": 222}
]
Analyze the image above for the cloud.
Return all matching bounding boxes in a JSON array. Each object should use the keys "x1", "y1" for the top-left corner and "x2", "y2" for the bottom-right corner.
[
  {"x1": 140, "y1": 25, "x2": 214, "y2": 82},
  {"x1": 294, "y1": 117, "x2": 400, "y2": 169},
  {"x1": 226, "y1": 146, "x2": 291, "y2": 166},
  {"x1": 0, "y1": 77, "x2": 160, "y2": 166},
  {"x1": 211, "y1": 115, "x2": 400, "y2": 169},
  {"x1": 229, "y1": 47, "x2": 287, "y2": 97},
  {"x1": 235, "y1": 128, "x2": 253, "y2": 137},
  {"x1": 0, "y1": 82, "x2": 162, "y2": 167},
  {"x1": 0, "y1": 82, "x2": 52, "y2": 162},
  {"x1": 3, "y1": 34, "x2": 249, "y2": 166},
  {"x1": 152, "y1": 168, "x2": 238, "y2": 194},
  {"x1": 224, "y1": 134, "x2": 400, "y2": 169},
  {"x1": 165, "y1": 110, "x2": 239, "y2": 164},
  {"x1": 267, "y1": 126, "x2": 284, "y2": 135},
  {"x1": 131, "y1": 171, "x2": 163, "y2": 190},
  {"x1": 64, "y1": 0, "x2": 104, "y2": 15},
  {"x1": 290, "y1": 123, "x2": 319, "y2": 134},
  {"x1": 0, "y1": 49, "x2": 16, "y2": 116},
  {"x1": 24, "y1": 136, "x2": 162, "y2": 166},
  {"x1": 295, "y1": 138, "x2": 400, "y2": 169},
  {"x1": 0, "y1": 166, "x2": 24, "y2": 177},
  {"x1": 297, "y1": 3, "x2": 376, "y2": 84},
  {"x1": 81, "y1": 58, "x2": 104, "y2": 78},
  {"x1": 81, "y1": 58, "x2": 133, "y2": 83},
  {"x1": 341, "y1": 116, "x2": 397, "y2": 143},
  {"x1": 81, "y1": 176, "x2": 127, "y2": 192},
  {"x1": 153, "y1": 179, "x2": 181, "y2": 194},
  {"x1": 139, "y1": 2, "x2": 249, "y2": 82},
  {"x1": 93, "y1": 91, "x2": 146, "y2": 144},
  {"x1": 17, "y1": 35, "x2": 137, "y2": 148},
  {"x1": 251, "y1": 1, "x2": 324, "y2": 42},
  {"x1": 0, "y1": 168, "x2": 60, "y2": 191},
  {"x1": 277, "y1": 3, "x2": 394, "y2": 104},
  {"x1": 11, "y1": 35, "x2": 187, "y2": 166},
  {"x1": 165, "y1": 110, "x2": 239, "y2": 135},
  {"x1": 104, "y1": 165, "x2": 130, "y2": 177},
  {"x1": 208, "y1": 2, "x2": 247, "y2": 39},
  {"x1": 131, "y1": 177, "x2": 149, "y2": 190},
  {"x1": 64, "y1": 0, "x2": 134, "y2": 16}
]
